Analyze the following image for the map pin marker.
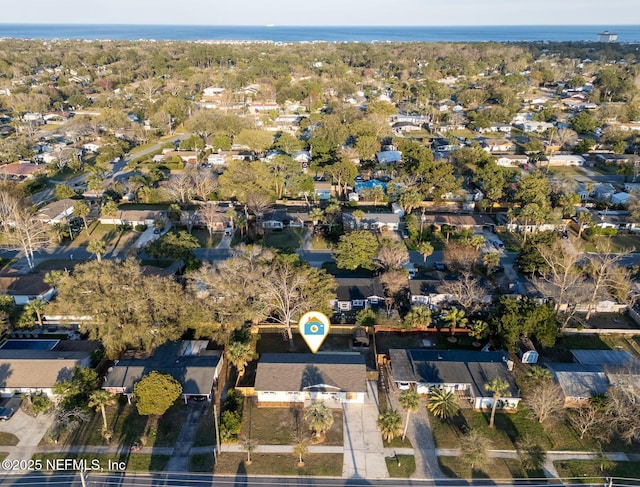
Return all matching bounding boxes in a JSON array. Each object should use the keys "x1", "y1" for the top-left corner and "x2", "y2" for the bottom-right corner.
[{"x1": 299, "y1": 311, "x2": 331, "y2": 354}]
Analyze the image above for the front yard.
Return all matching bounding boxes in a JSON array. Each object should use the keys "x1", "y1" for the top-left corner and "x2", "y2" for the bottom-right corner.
[
  {"x1": 430, "y1": 407, "x2": 593, "y2": 452},
  {"x1": 43, "y1": 397, "x2": 187, "y2": 448},
  {"x1": 239, "y1": 401, "x2": 343, "y2": 447},
  {"x1": 554, "y1": 460, "x2": 640, "y2": 483},
  {"x1": 439, "y1": 456, "x2": 544, "y2": 480}
]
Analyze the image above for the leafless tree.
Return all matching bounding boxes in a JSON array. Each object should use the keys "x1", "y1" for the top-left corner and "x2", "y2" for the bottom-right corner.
[
  {"x1": 440, "y1": 271, "x2": 486, "y2": 312},
  {"x1": 191, "y1": 171, "x2": 219, "y2": 202},
  {"x1": 568, "y1": 402, "x2": 605, "y2": 440},
  {"x1": 606, "y1": 378, "x2": 640, "y2": 444},
  {"x1": 196, "y1": 203, "x2": 224, "y2": 237},
  {"x1": 607, "y1": 265, "x2": 636, "y2": 308},
  {"x1": 165, "y1": 173, "x2": 193, "y2": 208},
  {"x1": 375, "y1": 240, "x2": 409, "y2": 271},
  {"x1": 442, "y1": 241, "x2": 479, "y2": 272},
  {"x1": 380, "y1": 270, "x2": 409, "y2": 313},
  {"x1": 584, "y1": 246, "x2": 630, "y2": 320},
  {"x1": 524, "y1": 380, "x2": 565, "y2": 425},
  {"x1": 533, "y1": 240, "x2": 591, "y2": 328},
  {"x1": 246, "y1": 191, "x2": 272, "y2": 219}
]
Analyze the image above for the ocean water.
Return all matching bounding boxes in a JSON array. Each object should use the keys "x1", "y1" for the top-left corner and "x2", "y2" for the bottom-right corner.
[{"x1": 0, "y1": 24, "x2": 639, "y2": 43}]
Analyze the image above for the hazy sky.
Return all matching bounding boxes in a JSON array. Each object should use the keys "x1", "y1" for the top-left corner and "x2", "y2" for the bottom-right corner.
[{"x1": 2, "y1": 0, "x2": 639, "y2": 26}]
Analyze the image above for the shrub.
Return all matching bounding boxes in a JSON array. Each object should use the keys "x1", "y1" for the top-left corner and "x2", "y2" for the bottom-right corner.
[
  {"x1": 220, "y1": 410, "x2": 242, "y2": 441},
  {"x1": 134, "y1": 224, "x2": 148, "y2": 232},
  {"x1": 30, "y1": 394, "x2": 54, "y2": 414}
]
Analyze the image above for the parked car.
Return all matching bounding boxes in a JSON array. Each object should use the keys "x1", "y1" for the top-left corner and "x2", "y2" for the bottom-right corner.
[
  {"x1": 435, "y1": 262, "x2": 446, "y2": 271},
  {"x1": 0, "y1": 407, "x2": 15, "y2": 420}
]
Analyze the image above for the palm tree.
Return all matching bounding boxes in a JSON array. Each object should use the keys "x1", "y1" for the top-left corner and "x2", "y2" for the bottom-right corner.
[
  {"x1": 225, "y1": 341, "x2": 253, "y2": 385},
  {"x1": 236, "y1": 214, "x2": 248, "y2": 239},
  {"x1": 88, "y1": 389, "x2": 116, "y2": 432},
  {"x1": 484, "y1": 378, "x2": 511, "y2": 428},
  {"x1": 443, "y1": 308, "x2": 468, "y2": 338},
  {"x1": 577, "y1": 211, "x2": 592, "y2": 238},
  {"x1": 352, "y1": 209, "x2": 365, "y2": 229},
  {"x1": 417, "y1": 241, "x2": 434, "y2": 264},
  {"x1": 101, "y1": 200, "x2": 119, "y2": 229},
  {"x1": 526, "y1": 365, "x2": 553, "y2": 383},
  {"x1": 403, "y1": 306, "x2": 432, "y2": 330},
  {"x1": 73, "y1": 200, "x2": 91, "y2": 235},
  {"x1": 25, "y1": 299, "x2": 47, "y2": 328},
  {"x1": 427, "y1": 387, "x2": 459, "y2": 419},
  {"x1": 399, "y1": 389, "x2": 420, "y2": 441},
  {"x1": 482, "y1": 252, "x2": 500, "y2": 275},
  {"x1": 87, "y1": 239, "x2": 107, "y2": 262},
  {"x1": 304, "y1": 401, "x2": 334, "y2": 441},
  {"x1": 309, "y1": 208, "x2": 324, "y2": 229},
  {"x1": 291, "y1": 430, "x2": 309, "y2": 466},
  {"x1": 377, "y1": 409, "x2": 403, "y2": 442}
]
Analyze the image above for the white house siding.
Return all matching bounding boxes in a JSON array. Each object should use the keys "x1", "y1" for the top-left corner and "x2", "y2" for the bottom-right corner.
[
  {"x1": 256, "y1": 390, "x2": 363, "y2": 404},
  {"x1": 475, "y1": 397, "x2": 520, "y2": 410}
]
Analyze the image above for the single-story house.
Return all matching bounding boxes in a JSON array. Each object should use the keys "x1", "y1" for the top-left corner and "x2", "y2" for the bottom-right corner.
[
  {"x1": 496, "y1": 155, "x2": 529, "y2": 168},
  {"x1": 420, "y1": 213, "x2": 495, "y2": 233},
  {"x1": 331, "y1": 278, "x2": 384, "y2": 312},
  {"x1": 596, "y1": 153, "x2": 637, "y2": 166},
  {"x1": 389, "y1": 349, "x2": 520, "y2": 410},
  {"x1": 156, "y1": 150, "x2": 197, "y2": 163},
  {"x1": 36, "y1": 198, "x2": 77, "y2": 224},
  {"x1": 82, "y1": 141, "x2": 103, "y2": 153},
  {"x1": 0, "y1": 274, "x2": 56, "y2": 305},
  {"x1": 516, "y1": 121, "x2": 554, "y2": 133},
  {"x1": 481, "y1": 138, "x2": 516, "y2": 154},
  {"x1": 575, "y1": 210, "x2": 640, "y2": 232},
  {"x1": 0, "y1": 340, "x2": 100, "y2": 397},
  {"x1": 545, "y1": 363, "x2": 610, "y2": 407},
  {"x1": 408, "y1": 279, "x2": 452, "y2": 308},
  {"x1": 611, "y1": 192, "x2": 631, "y2": 206},
  {"x1": 593, "y1": 183, "x2": 616, "y2": 202},
  {"x1": 541, "y1": 155, "x2": 585, "y2": 167},
  {"x1": 342, "y1": 212, "x2": 400, "y2": 232},
  {"x1": 254, "y1": 353, "x2": 367, "y2": 406},
  {"x1": 98, "y1": 209, "x2": 163, "y2": 227},
  {"x1": 207, "y1": 154, "x2": 227, "y2": 166},
  {"x1": 103, "y1": 341, "x2": 223, "y2": 403},
  {"x1": 477, "y1": 123, "x2": 513, "y2": 134},
  {"x1": 0, "y1": 162, "x2": 45, "y2": 180}
]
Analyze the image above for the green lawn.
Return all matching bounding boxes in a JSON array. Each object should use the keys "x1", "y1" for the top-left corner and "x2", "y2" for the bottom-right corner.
[
  {"x1": 263, "y1": 228, "x2": 304, "y2": 250},
  {"x1": 193, "y1": 404, "x2": 216, "y2": 447},
  {"x1": 495, "y1": 231, "x2": 523, "y2": 252},
  {"x1": 203, "y1": 452, "x2": 343, "y2": 476},
  {"x1": 50, "y1": 168, "x2": 85, "y2": 181},
  {"x1": 555, "y1": 460, "x2": 640, "y2": 483},
  {"x1": 67, "y1": 222, "x2": 137, "y2": 251},
  {"x1": 32, "y1": 453, "x2": 170, "y2": 472},
  {"x1": 48, "y1": 398, "x2": 187, "y2": 448},
  {"x1": 582, "y1": 234, "x2": 640, "y2": 253},
  {"x1": 310, "y1": 235, "x2": 331, "y2": 250},
  {"x1": 385, "y1": 454, "x2": 415, "y2": 478},
  {"x1": 384, "y1": 436, "x2": 413, "y2": 449},
  {"x1": 439, "y1": 456, "x2": 545, "y2": 480},
  {"x1": 546, "y1": 166, "x2": 589, "y2": 177},
  {"x1": 191, "y1": 228, "x2": 222, "y2": 248},
  {"x1": 430, "y1": 407, "x2": 594, "y2": 451},
  {"x1": 0, "y1": 432, "x2": 19, "y2": 446},
  {"x1": 239, "y1": 403, "x2": 343, "y2": 446}
]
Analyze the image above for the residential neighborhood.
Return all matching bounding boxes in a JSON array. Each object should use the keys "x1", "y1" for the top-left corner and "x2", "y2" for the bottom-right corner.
[{"x1": 0, "y1": 30, "x2": 639, "y2": 484}]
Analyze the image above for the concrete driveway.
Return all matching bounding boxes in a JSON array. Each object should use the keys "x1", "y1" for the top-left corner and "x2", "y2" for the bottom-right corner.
[
  {"x1": 342, "y1": 381, "x2": 389, "y2": 479},
  {"x1": 0, "y1": 408, "x2": 55, "y2": 462}
]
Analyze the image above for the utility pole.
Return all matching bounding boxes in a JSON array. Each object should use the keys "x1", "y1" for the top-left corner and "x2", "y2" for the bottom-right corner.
[{"x1": 213, "y1": 402, "x2": 221, "y2": 458}]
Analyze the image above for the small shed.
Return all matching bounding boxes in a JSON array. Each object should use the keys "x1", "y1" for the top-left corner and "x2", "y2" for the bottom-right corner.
[
  {"x1": 352, "y1": 327, "x2": 369, "y2": 347},
  {"x1": 517, "y1": 338, "x2": 539, "y2": 364}
]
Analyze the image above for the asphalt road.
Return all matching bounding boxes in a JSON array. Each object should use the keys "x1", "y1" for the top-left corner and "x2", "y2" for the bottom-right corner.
[{"x1": 0, "y1": 472, "x2": 567, "y2": 487}]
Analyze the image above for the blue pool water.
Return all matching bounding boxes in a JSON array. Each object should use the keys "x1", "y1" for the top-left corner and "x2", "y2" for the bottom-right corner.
[{"x1": 0, "y1": 339, "x2": 59, "y2": 351}]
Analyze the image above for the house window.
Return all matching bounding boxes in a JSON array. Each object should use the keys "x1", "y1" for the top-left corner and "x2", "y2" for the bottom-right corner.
[
  {"x1": 369, "y1": 297, "x2": 378, "y2": 305},
  {"x1": 339, "y1": 302, "x2": 351, "y2": 310},
  {"x1": 352, "y1": 300, "x2": 364, "y2": 307}
]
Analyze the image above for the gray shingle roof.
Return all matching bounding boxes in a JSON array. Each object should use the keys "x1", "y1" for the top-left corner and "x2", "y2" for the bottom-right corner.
[
  {"x1": 546, "y1": 363, "x2": 610, "y2": 398},
  {"x1": 571, "y1": 349, "x2": 640, "y2": 368},
  {"x1": 335, "y1": 278, "x2": 384, "y2": 302},
  {"x1": 389, "y1": 349, "x2": 518, "y2": 398},
  {"x1": 103, "y1": 341, "x2": 222, "y2": 396},
  {"x1": 254, "y1": 353, "x2": 366, "y2": 393}
]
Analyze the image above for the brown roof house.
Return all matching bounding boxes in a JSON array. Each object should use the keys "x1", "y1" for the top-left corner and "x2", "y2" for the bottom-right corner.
[
  {"x1": 254, "y1": 353, "x2": 367, "y2": 406},
  {"x1": 0, "y1": 339, "x2": 99, "y2": 398},
  {"x1": 0, "y1": 273, "x2": 55, "y2": 305}
]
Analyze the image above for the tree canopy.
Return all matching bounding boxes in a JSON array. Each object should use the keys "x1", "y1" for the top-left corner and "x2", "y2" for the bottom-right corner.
[
  {"x1": 134, "y1": 371, "x2": 182, "y2": 416},
  {"x1": 53, "y1": 258, "x2": 187, "y2": 358}
]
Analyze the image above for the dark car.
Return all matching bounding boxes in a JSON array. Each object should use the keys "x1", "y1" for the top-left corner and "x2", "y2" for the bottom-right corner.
[
  {"x1": 435, "y1": 262, "x2": 446, "y2": 271},
  {"x1": 0, "y1": 407, "x2": 15, "y2": 420}
]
